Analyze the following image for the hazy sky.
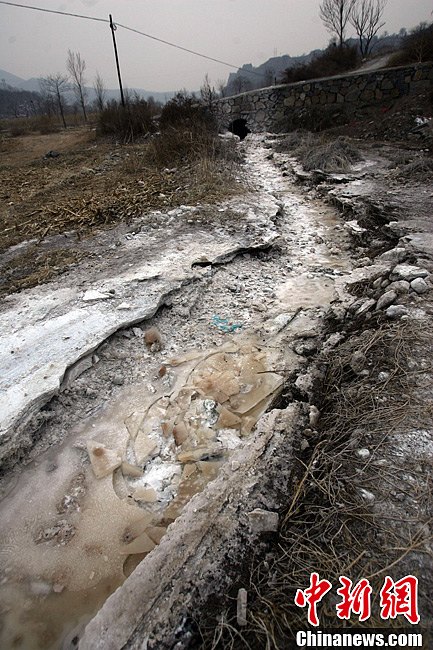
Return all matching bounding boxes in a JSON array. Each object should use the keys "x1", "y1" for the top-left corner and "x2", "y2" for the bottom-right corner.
[{"x1": 1, "y1": 0, "x2": 432, "y2": 91}]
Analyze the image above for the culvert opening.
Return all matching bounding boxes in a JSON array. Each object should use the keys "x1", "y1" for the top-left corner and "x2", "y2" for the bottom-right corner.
[
  {"x1": 0, "y1": 337, "x2": 286, "y2": 650},
  {"x1": 228, "y1": 118, "x2": 251, "y2": 140}
]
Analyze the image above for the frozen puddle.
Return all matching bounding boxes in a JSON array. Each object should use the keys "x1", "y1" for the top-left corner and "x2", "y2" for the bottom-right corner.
[{"x1": 0, "y1": 337, "x2": 288, "y2": 649}]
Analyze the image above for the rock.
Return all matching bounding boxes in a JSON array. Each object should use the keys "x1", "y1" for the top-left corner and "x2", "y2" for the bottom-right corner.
[
  {"x1": 300, "y1": 439, "x2": 310, "y2": 451},
  {"x1": 237, "y1": 588, "x2": 248, "y2": 627},
  {"x1": 44, "y1": 150, "x2": 60, "y2": 159},
  {"x1": 356, "y1": 448, "x2": 370, "y2": 460},
  {"x1": 390, "y1": 264, "x2": 429, "y2": 282},
  {"x1": 377, "y1": 371, "x2": 390, "y2": 382},
  {"x1": 87, "y1": 441, "x2": 122, "y2": 479},
  {"x1": 357, "y1": 257, "x2": 372, "y2": 267},
  {"x1": 410, "y1": 278, "x2": 429, "y2": 294},
  {"x1": 359, "y1": 488, "x2": 375, "y2": 503},
  {"x1": 117, "y1": 302, "x2": 132, "y2": 310},
  {"x1": 350, "y1": 351, "x2": 367, "y2": 375},
  {"x1": 345, "y1": 220, "x2": 367, "y2": 234},
  {"x1": 112, "y1": 374, "x2": 124, "y2": 386},
  {"x1": 356, "y1": 299, "x2": 376, "y2": 316},
  {"x1": 309, "y1": 405, "x2": 320, "y2": 428},
  {"x1": 295, "y1": 373, "x2": 313, "y2": 396},
  {"x1": 376, "y1": 290, "x2": 397, "y2": 310},
  {"x1": 132, "y1": 327, "x2": 143, "y2": 337},
  {"x1": 82, "y1": 289, "x2": 111, "y2": 302},
  {"x1": 387, "y1": 280, "x2": 410, "y2": 294},
  {"x1": 293, "y1": 338, "x2": 318, "y2": 356},
  {"x1": 379, "y1": 247, "x2": 407, "y2": 264},
  {"x1": 144, "y1": 326, "x2": 162, "y2": 351},
  {"x1": 230, "y1": 460, "x2": 240, "y2": 471},
  {"x1": 248, "y1": 508, "x2": 279, "y2": 533},
  {"x1": 386, "y1": 305, "x2": 409, "y2": 319}
]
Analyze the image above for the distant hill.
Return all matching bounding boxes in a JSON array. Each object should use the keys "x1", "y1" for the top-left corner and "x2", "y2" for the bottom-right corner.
[
  {"x1": 0, "y1": 69, "x2": 177, "y2": 104},
  {"x1": 225, "y1": 51, "x2": 321, "y2": 95},
  {"x1": 223, "y1": 32, "x2": 404, "y2": 96}
]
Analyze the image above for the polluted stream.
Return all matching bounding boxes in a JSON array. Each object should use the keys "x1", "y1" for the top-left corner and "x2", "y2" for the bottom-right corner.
[{"x1": 0, "y1": 135, "x2": 353, "y2": 649}]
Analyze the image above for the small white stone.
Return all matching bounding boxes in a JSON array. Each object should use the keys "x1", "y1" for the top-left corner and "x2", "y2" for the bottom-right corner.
[
  {"x1": 356, "y1": 448, "x2": 370, "y2": 460},
  {"x1": 359, "y1": 488, "x2": 375, "y2": 503}
]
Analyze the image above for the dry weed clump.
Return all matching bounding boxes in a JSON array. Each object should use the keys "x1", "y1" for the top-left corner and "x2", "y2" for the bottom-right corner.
[
  {"x1": 198, "y1": 322, "x2": 432, "y2": 649},
  {"x1": 275, "y1": 131, "x2": 362, "y2": 172},
  {"x1": 392, "y1": 157, "x2": 433, "y2": 182}
]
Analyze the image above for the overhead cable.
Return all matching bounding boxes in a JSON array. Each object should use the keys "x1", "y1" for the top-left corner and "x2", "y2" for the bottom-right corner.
[{"x1": 0, "y1": 0, "x2": 263, "y2": 77}]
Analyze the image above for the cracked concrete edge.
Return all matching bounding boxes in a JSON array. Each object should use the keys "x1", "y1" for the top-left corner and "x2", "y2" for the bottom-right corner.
[{"x1": 78, "y1": 404, "x2": 302, "y2": 650}]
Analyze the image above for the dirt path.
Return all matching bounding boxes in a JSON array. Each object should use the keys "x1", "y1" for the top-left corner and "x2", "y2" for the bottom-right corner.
[{"x1": 0, "y1": 135, "x2": 431, "y2": 650}]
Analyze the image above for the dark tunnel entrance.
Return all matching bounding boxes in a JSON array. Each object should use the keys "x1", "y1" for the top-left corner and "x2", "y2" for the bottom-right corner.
[{"x1": 228, "y1": 118, "x2": 251, "y2": 141}]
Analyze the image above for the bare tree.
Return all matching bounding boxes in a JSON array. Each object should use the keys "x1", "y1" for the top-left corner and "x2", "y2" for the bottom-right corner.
[
  {"x1": 67, "y1": 50, "x2": 87, "y2": 121},
  {"x1": 200, "y1": 74, "x2": 217, "y2": 109},
  {"x1": 350, "y1": 0, "x2": 387, "y2": 58},
  {"x1": 93, "y1": 71, "x2": 106, "y2": 111},
  {"x1": 40, "y1": 74, "x2": 69, "y2": 128},
  {"x1": 319, "y1": 0, "x2": 356, "y2": 48}
]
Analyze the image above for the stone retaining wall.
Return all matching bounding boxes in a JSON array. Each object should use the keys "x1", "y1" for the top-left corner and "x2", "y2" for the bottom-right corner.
[{"x1": 215, "y1": 62, "x2": 433, "y2": 132}]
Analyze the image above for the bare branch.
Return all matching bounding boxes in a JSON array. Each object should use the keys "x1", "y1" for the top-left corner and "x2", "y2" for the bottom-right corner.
[
  {"x1": 66, "y1": 50, "x2": 88, "y2": 122},
  {"x1": 39, "y1": 73, "x2": 70, "y2": 128},
  {"x1": 319, "y1": 0, "x2": 357, "y2": 48},
  {"x1": 93, "y1": 71, "x2": 106, "y2": 112},
  {"x1": 350, "y1": 0, "x2": 387, "y2": 57}
]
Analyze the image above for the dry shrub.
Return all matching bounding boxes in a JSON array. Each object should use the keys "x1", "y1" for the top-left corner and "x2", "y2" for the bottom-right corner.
[
  {"x1": 393, "y1": 156, "x2": 433, "y2": 181},
  {"x1": 388, "y1": 22, "x2": 433, "y2": 66},
  {"x1": 275, "y1": 104, "x2": 352, "y2": 133},
  {"x1": 281, "y1": 45, "x2": 360, "y2": 84},
  {"x1": 4, "y1": 115, "x2": 60, "y2": 136},
  {"x1": 276, "y1": 131, "x2": 361, "y2": 172},
  {"x1": 97, "y1": 97, "x2": 157, "y2": 143}
]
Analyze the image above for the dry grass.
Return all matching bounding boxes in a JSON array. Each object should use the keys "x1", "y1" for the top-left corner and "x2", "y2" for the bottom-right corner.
[
  {"x1": 392, "y1": 157, "x2": 433, "y2": 182},
  {"x1": 0, "y1": 125, "x2": 243, "y2": 296},
  {"x1": 198, "y1": 322, "x2": 432, "y2": 648},
  {"x1": 275, "y1": 132, "x2": 362, "y2": 172}
]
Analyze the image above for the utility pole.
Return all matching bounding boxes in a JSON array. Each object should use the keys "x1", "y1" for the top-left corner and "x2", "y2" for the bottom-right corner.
[{"x1": 109, "y1": 14, "x2": 125, "y2": 107}]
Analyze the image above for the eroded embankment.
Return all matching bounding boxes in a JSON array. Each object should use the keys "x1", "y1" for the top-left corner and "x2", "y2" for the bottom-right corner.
[{"x1": 0, "y1": 136, "x2": 354, "y2": 649}]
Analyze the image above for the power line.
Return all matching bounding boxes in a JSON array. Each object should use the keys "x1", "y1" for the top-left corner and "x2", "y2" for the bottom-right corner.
[
  {"x1": 0, "y1": 0, "x2": 107, "y2": 23},
  {"x1": 0, "y1": 0, "x2": 263, "y2": 78},
  {"x1": 115, "y1": 22, "x2": 263, "y2": 78}
]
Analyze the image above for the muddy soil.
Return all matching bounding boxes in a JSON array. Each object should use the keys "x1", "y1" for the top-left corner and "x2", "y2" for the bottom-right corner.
[{"x1": 0, "y1": 133, "x2": 432, "y2": 649}]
